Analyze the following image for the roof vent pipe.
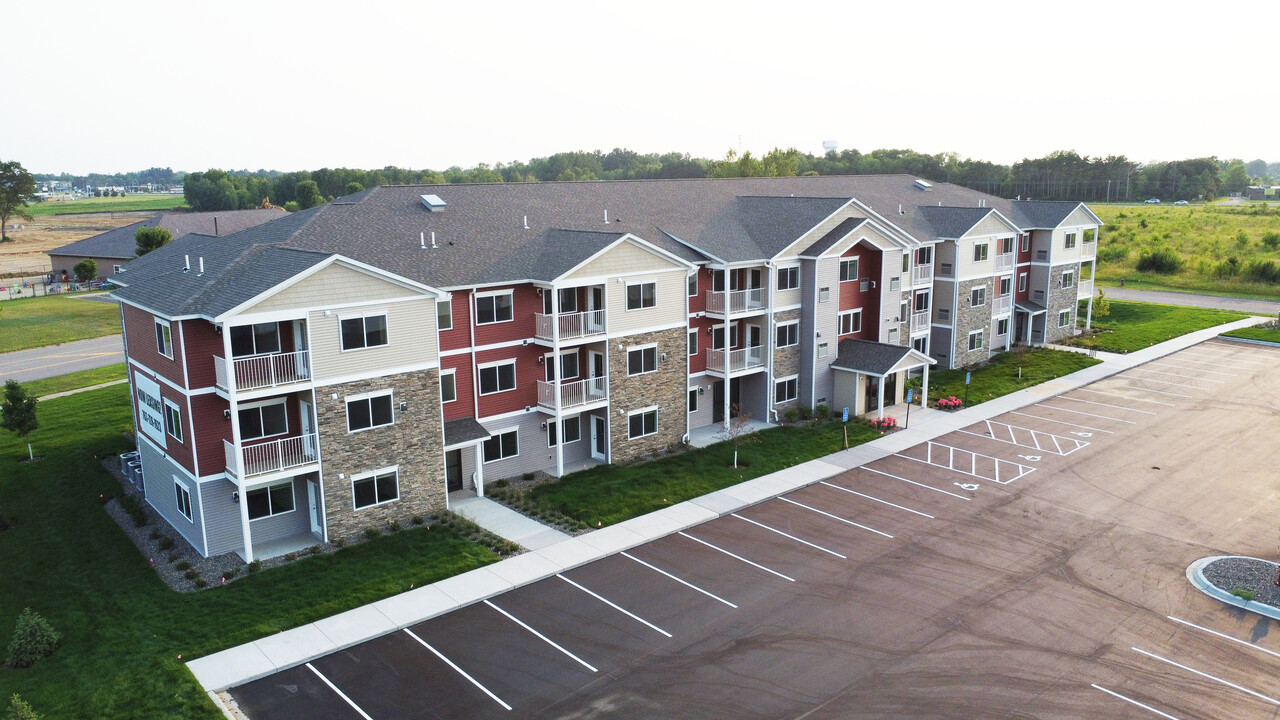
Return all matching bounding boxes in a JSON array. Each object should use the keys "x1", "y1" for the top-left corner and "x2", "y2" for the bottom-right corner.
[
  {"x1": 898, "y1": 204, "x2": 903, "y2": 215},
  {"x1": 198, "y1": 257, "x2": 205, "y2": 276},
  {"x1": 523, "y1": 215, "x2": 529, "y2": 229},
  {"x1": 604, "y1": 209, "x2": 609, "y2": 224},
  {"x1": 183, "y1": 255, "x2": 190, "y2": 272},
  {"x1": 420, "y1": 232, "x2": 426, "y2": 249},
  {"x1": 431, "y1": 231, "x2": 437, "y2": 249},
  {"x1": 214, "y1": 216, "x2": 219, "y2": 236}
]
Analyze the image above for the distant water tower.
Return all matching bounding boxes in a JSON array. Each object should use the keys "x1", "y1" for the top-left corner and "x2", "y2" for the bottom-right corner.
[{"x1": 822, "y1": 139, "x2": 838, "y2": 154}]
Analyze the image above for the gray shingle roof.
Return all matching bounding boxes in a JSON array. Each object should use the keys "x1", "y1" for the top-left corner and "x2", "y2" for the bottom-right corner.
[
  {"x1": 1009, "y1": 201, "x2": 1086, "y2": 229},
  {"x1": 832, "y1": 339, "x2": 923, "y2": 375},
  {"x1": 49, "y1": 209, "x2": 288, "y2": 261},
  {"x1": 916, "y1": 206, "x2": 1001, "y2": 239},
  {"x1": 444, "y1": 417, "x2": 491, "y2": 447}
]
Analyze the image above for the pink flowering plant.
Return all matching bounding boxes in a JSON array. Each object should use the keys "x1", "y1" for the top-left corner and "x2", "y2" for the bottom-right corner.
[
  {"x1": 936, "y1": 395, "x2": 963, "y2": 410},
  {"x1": 869, "y1": 416, "x2": 898, "y2": 431}
]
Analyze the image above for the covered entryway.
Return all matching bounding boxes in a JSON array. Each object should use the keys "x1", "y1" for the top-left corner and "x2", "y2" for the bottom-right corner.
[
  {"x1": 1015, "y1": 301, "x2": 1048, "y2": 346},
  {"x1": 831, "y1": 339, "x2": 936, "y2": 420},
  {"x1": 443, "y1": 417, "x2": 491, "y2": 502}
]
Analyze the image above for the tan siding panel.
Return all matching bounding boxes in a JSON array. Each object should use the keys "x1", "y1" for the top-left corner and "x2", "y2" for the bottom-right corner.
[
  {"x1": 608, "y1": 270, "x2": 687, "y2": 334},
  {"x1": 566, "y1": 241, "x2": 684, "y2": 281},
  {"x1": 965, "y1": 214, "x2": 1015, "y2": 239},
  {"x1": 249, "y1": 263, "x2": 421, "y2": 315},
  {"x1": 310, "y1": 298, "x2": 438, "y2": 380}
]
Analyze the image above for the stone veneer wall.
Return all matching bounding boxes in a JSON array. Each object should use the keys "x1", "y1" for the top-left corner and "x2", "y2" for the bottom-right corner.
[
  {"x1": 1044, "y1": 263, "x2": 1079, "y2": 343},
  {"x1": 952, "y1": 278, "x2": 992, "y2": 367},
  {"x1": 610, "y1": 327, "x2": 687, "y2": 463},
  {"x1": 315, "y1": 368, "x2": 444, "y2": 541}
]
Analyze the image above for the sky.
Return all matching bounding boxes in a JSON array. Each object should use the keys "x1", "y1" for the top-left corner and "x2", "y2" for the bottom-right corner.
[{"x1": 4, "y1": 0, "x2": 1277, "y2": 176}]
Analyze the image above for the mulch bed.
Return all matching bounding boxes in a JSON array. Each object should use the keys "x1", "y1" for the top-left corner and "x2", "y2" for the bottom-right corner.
[{"x1": 1201, "y1": 556, "x2": 1280, "y2": 608}]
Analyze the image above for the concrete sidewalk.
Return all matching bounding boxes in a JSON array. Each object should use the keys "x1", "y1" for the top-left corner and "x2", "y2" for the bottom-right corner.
[
  {"x1": 187, "y1": 315, "x2": 1270, "y2": 696},
  {"x1": 449, "y1": 492, "x2": 571, "y2": 550}
]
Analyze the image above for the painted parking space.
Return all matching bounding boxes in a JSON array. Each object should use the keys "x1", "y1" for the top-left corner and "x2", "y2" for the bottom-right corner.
[
  {"x1": 232, "y1": 662, "x2": 366, "y2": 720},
  {"x1": 957, "y1": 419, "x2": 1090, "y2": 456}
]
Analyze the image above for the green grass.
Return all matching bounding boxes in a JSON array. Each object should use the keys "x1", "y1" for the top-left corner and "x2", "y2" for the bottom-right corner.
[
  {"x1": 21, "y1": 363, "x2": 126, "y2": 398},
  {"x1": 527, "y1": 420, "x2": 882, "y2": 527},
  {"x1": 0, "y1": 294, "x2": 122, "y2": 353},
  {"x1": 927, "y1": 348, "x2": 1101, "y2": 408},
  {"x1": 1064, "y1": 300, "x2": 1250, "y2": 353},
  {"x1": 0, "y1": 385, "x2": 501, "y2": 719},
  {"x1": 26, "y1": 195, "x2": 188, "y2": 216},
  {"x1": 1221, "y1": 324, "x2": 1280, "y2": 343}
]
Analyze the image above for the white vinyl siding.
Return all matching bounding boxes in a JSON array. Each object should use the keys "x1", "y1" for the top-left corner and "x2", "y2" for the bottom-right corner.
[{"x1": 308, "y1": 297, "x2": 439, "y2": 381}]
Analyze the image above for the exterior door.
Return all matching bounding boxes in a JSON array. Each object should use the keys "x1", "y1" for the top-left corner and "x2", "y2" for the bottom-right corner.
[
  {"x1": 746, "y1": 325, "x2": 762, "y2": 364},
  {"x1": 306, "y1": 479, "x2": 322, "y2": 535},
  {"x1": 589, "y1": 351, "x2": 605, "y2": 378},
  {"x1": 884, "y1": 373, "x2": 898, "y2": 407},
  {"x1": 713, "y1": 380, "x2": 725, "y2": 423},
  {"x1": 591, "y1": 415, "x2": 607, "y2": 460},
  {"x1": 587, "y1": 287, "x2": 605, "y2": 332},
  {"x1": 299, "y1": 399, "x2": 316, "y2": 458},
  {"x1": 865, "y1": 376, "x2": 880, "y2": 412},
  {"x1": 446, "y1": 449, "x2": 463, "y2": 492},
  {"x1": 292, "y1": 321, "x2": 308, "y2": 378}
]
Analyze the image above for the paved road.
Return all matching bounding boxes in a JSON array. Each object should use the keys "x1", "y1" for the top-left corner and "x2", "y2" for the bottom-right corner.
[
  {"x1": 1102, "y1": 286, "x2": 1280, "y2": 315},
  {"x1": 0, "y1": 334, "x2": 124, "y2": 383}
]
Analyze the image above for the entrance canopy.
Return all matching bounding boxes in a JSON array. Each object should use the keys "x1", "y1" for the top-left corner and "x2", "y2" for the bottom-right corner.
[{"x1": 831, "y1": 339, "x2": 936, "y2": 419}]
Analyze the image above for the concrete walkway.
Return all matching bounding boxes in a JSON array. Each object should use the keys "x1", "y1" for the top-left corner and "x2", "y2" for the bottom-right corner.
[
  {"x1": 449, "y1": 492, "x2": 571, "y2": 550},
  {"x1": 187, "y1": 314, "x2": 1270, "y2": 697},
  {"x1": 0, "y1": 334, "x2": 124, "y2": 383},
  {"x1": 37, "y1": 378, "x2": 129, "y2": 401},
  {"x1": 1102, "y1": 286, "x2": 1280, "y2": 316}
]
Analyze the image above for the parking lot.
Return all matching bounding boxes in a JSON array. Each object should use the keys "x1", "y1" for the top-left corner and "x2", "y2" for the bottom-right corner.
[{"x1": 230, "y1": 340, "x2": 1280, "y2": 719}]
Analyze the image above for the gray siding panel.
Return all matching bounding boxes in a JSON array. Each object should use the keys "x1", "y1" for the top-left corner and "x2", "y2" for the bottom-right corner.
[
  {"x1": 138, "y1": 439, "x2": 207, "y2": 556},
  {"x1": 246, "y1": 477, "x2": 312, "y2": 545},
  {"x1": 204, "y1": 478, "x2": 244, "y2": 556}
]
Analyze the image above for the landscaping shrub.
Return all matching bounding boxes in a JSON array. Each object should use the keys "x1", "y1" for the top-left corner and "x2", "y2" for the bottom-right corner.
[
  {"x1": 1242, "y1": 259, "x2": 1280, "y2": 284},
  {"x1": 6, "y1": 694, "x2": 41, "y2": 720},
  {"x1": 1136, "y1": 247, "x2": 1184, "y2": 274},
  {"x1": 797, "y1": 405, "x2": 813, "y2": 421},
  {"x1": 5, "y1": 608, "x2": 60, "y2": 668},
  {"x1": 783, "y1": 408, "x2": 799, "y2": 423},
  {"x1": 1096, "y1": 244, "x2": 1128, "y2": 263},
  {"x1": 1231, "y1": 587, "x2": 1256, "y2": 602},
  {"x1": 116, "y1": 493, "x2": 147, "y2": 527},
  {"x1": 247, "y1": 559, "x2": 261, "y2": 574},
  {"x1": 1262, "y1": 231, "x2": 1280, "y2": 249},
  {"x1": 364, "y1": 527, "x2": 382, "y2": 540},
  {"x1": 814, "y1": 404, "x2": 829, "y2": 419}
]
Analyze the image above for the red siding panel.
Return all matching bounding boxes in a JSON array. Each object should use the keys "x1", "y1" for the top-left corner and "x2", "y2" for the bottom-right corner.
[
  {"x1": 686, "y1": 267, "x2": 709, "y2": 314},
  {"x1": 442, "y1": 355, "x2": 475, "y2": 421},
  {"x1": 182, "y1": 320, "x2": 223, "y2": 390},
  {"x1": 439, "y1": 293, "x2": 472, "y2": 352},
  {"x1": 191, "y1": 393, "x2": 232, "y2": 476},
  {"x1": 475, "y1": 344, "x2": 541, "y2": 418},
  {"x1": 123, "y1": 303, "x2": 185, "y2": 387},
  {"x1": 473, "y1": 284, "x2": 539, "y2": 347}
]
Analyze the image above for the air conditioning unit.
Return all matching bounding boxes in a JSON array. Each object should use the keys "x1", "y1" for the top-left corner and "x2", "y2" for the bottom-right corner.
[
  {"x1": 119, "y1": 451, "x2": 139, "y2": 475},
  {"x1": 127, "y1": 461, "x2": 142, "y2": 485}
]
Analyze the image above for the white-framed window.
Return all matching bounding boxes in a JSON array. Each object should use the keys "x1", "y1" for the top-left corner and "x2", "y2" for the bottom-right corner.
[
  {"x1": 1062, "y1": 270, "x2": 1075, "y2": 289},
  {"x1": 902, "y1": 253, "x2": 910, "y2": 273},
  {"x1": 687, "y1": 274, "x2": 698, "y2": 297},
  {"x1": 917, "y1": 246, "x2": 933, "y2": 265},
  {"x1": 712, "y1": 269, "x2": 726, "y2": 292},
  {"x1": 557, "y1": 288, "x2": 577, "y2": 313},
  {"x1": 914, "y1": 291, "x2": 930, "y2": 312},
  {"x1": 1020, "y1": 234, "x2": 1029, "y2": 252},
  {"x1": 1058, "y1": 309, "x2": 1072, "y2": 328},
  {"x1": 1018, "y1": 272, "x2": 1028, "y2": 292},
  {"x1": 839, "y1": 258, "x2": 859, "y2": 282},
  {"x1": 1000, "y1": 236, "x2": 1015, "y2": 254},
  {"x1": 968, "y1": 330, "x2": 983, "y2": 351},
  {"x1": 817, "y1": 342, "x2": 829, "y2": 358},
  {"x1": 818, "y1": 287, "x2": 830, "y2": 303},
  {"x1": 688, "y1": 330, "x2": 697, "y2": 356},
  {"x1": 774, "y1": 376, "x2": 798, "y2": 403},
  {"x1": 113, "y1": 264, "x2": 122, "y2": 274},
  {"x1": 901, "y1": 301, "x2": 909, "y2": 322},
  {"x1": 352, "y1": 467, "x2": 399, "y2": 510},
  {"x1": 775, "y1": 321, "x2": 799, "y2": 348},
  {"x1": 548, "y1": 415, "x2": 581, "y2": 446},
  {"x1": 483, "y1": 429, "x2": 518, "y2": 463},
  {"x1": 437, "y1": 300, "x2": 452, "y2": 331},
  {"x1": 239, "y1": 398, "x2": 288, "y2": 441},
  {"x1": 248, "y1": 480, "x2": 295, "y2": 520},
  {"x1": 346, "y1": 391, "x2": 394, "y2": 432},
  {"x1": 973, "y1": 243, "x2": 989, "y2": 262},
  {"x1": 174, "y1": 478, "x2": 192, "y2": 521},
  {"x1": 626, "y1": 282, "x2": 656, "y2": 310},
  {"x1": 777, "y1": 266, "x2": 799, "y2": 290},
  {"x1": 999, "y1": 276, "x2": 1012, "y2": 295},
  {"x1": 478, "y1": 359, "x2": 517, "y2": 395},
  {"x1": 155, "y1": 318, "x2": 172, "y2": 359},
  {"x1": 476, "y1": 290, "x2": 514, "y2": 325},
  {"x1": 628, "y1": 407, "x2": 658, "y2": 439},
  {"x1": 544, "y1": 351, "x2": 578, "y2": 382},
  {"x1": 340, "y1": 313, "x2": 388, "y2": 350},
  {"x1": 163, "y1": 399, "x2": 182, "y2": 443},
  {"x1": 688, "y1": 388, "x2": 698, "y2": 413},
  {"x1": 1064, "y1": 232, "x2": 1077, "y2": 249},
  {"x1": 627, "y1": 345, "x2": 657, "y2": 375},
  {"x1": 838, "y1": 309, "x2": 862, "y2": 335},
  {"x1": 997, "y1": 317, "x2": 1010, "y2": 336},
  {"x1": 440, "y1": 369, "x2": 457, "y2": 403},
  {"x1": 712, "y1": 325, "x2": 739, "y2": 350},
  {"x1": 971, "y1": 287, "x2": 987, "y2": 307},
  {"x1": 230, "y1": 322, "x2": 280, "y2": 357}
]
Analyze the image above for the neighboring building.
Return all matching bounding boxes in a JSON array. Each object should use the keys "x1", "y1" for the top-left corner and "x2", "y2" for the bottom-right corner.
[
  {"x1": 110, "y1": 177, "x2": 1100, "y2": 561},
  {"x1": 47, "y1": 209, "x2": 286, "y2": 280},
  {"x1": 1246, "y1": 186, "x2": 1279, "y2": 201}
]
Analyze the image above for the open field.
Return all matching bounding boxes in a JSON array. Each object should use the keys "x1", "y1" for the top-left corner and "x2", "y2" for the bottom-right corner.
[
  {"x1": 0, "y1": 294, "x2": 123, "y2": 352},
  {"x1": 0, "y1": 212, "x2": 150, "y2": 277},
  {"x1": 1065, "y1": 299, "x2": 1251, "y2": 353},
  {"x1": 27, "y1": 194, "x2": 188, "y2": 216}
]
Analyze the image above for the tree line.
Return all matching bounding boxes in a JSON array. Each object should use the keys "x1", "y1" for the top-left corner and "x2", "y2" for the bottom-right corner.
[{"x1": 32, "y1": 167, "x2": 181, "y2": 190}]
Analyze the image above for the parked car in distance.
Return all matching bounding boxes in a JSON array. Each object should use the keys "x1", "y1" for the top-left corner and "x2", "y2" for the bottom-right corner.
[
  {"x1": 1174, "y1": 200, "x2": 1189, "y2": 205},
  {"x1": 1145, "y1": 198, "x2": 1161, "y2": 204}
]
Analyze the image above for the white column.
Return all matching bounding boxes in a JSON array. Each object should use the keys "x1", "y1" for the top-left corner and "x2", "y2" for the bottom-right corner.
[
  {"x1": 223, "y1": 324, "x2": 253, "y2": 562},
  {"x1": 474, "y1": 444, "x2": 485, "y2": 497},
  {"x1": 921, "y1": 365, "x2": 929, "y2": 408},
  {"x1": 876, "y1": 377, "x2": 885, "y2": 420},
  {"x1": 551, "y1": 286, "x2": 564, "y2": 478}
]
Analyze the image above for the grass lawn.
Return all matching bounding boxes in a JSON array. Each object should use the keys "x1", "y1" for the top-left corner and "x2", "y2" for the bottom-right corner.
[
  {"x1": 524, "y1": 420, "x2": 882, "y2": 527},
  {"x1": 1064, "y1": 299, "x2": 1250, "y2": 353},
  {"x1": 0, "y1": 386, "x2": 501, "y2": 719},
  {"x1": 0, "y1": 294, "x2": 122, "y2": 353},
  {"x1": 27, "y1": 195, "x2": 188, "y2": 216},
  {"x1": 1221, "y1": 324, "x2": 1280, "y2": 343},
  {"x1": 21, "y1": 363, "x2": 126, "y2": 397},
  {"x1": 926, "y1": 348, "x2": 1100, "y2": 408}
]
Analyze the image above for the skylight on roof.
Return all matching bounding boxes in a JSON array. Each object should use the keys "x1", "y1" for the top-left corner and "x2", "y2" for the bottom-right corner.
[
  {"x1": 420, "y1": 194, "x2": 446, "y2": 211},
  {"x1": 914, "y1": 179, "x2": 933, "y2": 191}
]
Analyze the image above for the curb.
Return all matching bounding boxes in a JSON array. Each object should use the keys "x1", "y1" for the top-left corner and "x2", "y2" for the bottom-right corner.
[
  {"x1": 1215, "y1": 335, "x2": 1280, "y2": 349},
  {"x1": 1185, "y1": 555, "x2": 1280, "y2": 623}
]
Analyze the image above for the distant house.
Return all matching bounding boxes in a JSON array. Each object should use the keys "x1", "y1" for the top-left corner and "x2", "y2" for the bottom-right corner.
[
  {"x1": 1246, "y1": 186, "x2": 1279, "y2": 201},
  {"x1": 47, "y1": 209, "x2": 287, "y2": 281}
]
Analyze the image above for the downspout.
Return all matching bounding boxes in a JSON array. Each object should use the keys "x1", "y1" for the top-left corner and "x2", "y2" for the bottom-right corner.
[
  {"x1": 764, "y1": 260, "x2": 776, "y2": 425},
  {"x1": 721, "y1": 263, "x2": 732, "y2": 431},
  {"x1": 551, "y1": 286, "x2": 564, "y2": 478}
]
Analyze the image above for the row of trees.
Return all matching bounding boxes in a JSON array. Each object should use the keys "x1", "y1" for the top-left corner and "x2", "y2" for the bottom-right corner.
[{"x1": 32, "y1": 167, "x2": 181, "y2": 190}]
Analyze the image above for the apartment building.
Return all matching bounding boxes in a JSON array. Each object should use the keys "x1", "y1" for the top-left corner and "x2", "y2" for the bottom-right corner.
[{"x1": 111, "y1": 177, "x2": 1099, "y2": 560}]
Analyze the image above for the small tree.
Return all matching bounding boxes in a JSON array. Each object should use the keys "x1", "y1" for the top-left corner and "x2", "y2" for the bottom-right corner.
[
  {"x1": 0, "y1": 161, "x2": 37, "y2": 244},
  {"x1": 295, "y1": 180, "x2": 324, "y2": 209},
  {"x1": 1, "y1": 380, "x2": 38, "y2": 438},
  {"x1": 1093, "y1": 287, "x2": 1111, "y2": 317},
  {"x1": 717, "y1": 404, "x2": 760, "y2": 469},
  {"x1": 4, "y1": 608, "x2": 60, "y2": 668},
  {"x1": 134, "y1": 225, "x2": 172, "y2": 256},
  {"x1": 7, "y1": 694, "x2": 42, "y2": 720},
  {"x1": 72, "y1": 258, "x2": 97, "y2": 283}
]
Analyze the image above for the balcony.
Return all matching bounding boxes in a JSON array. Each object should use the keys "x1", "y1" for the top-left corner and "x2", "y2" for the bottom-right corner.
[
  {"x1": 215, "y1": 350, "x2": 311, "y2": 393},
  {"x1": 225, "y1": 433, "x2": 318, "y2": 481},
  {"x1": 912, "y1": 264, "x2": 933, "y2": 285},
  {"x1": 706, "y1": 346, "x2": 765, "y2": 375},
  {"x1": 911, "y1": 310, "x2": 930, "y2": 334},
  {"x1": 1077, "y1": 279, "x2": 1094, "y2": 299},
  {"x1": 994, "y1": 253, "x2": 1015, "y2": 273},
  {"x1": 706, "y1": 288, "x2": 765, "y2": 315},
  {"x1": 1081, "y1": 242, "x2": 1097, "y2": 260},
  {"x1": 534, "y1": 310, "x2": 606, "y2": 342},
  {"x1": 537, "y1": 376, "x2": 608, "y2": 411},
  {"x1": 992, "y1": 294, "x2": 1013, "y2": 316}
]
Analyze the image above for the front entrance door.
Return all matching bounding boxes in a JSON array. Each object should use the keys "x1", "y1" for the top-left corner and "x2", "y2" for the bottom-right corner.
[
  {"x1": 884, "y1": 373, "x2": 897, "y2": 408},
  {"x1": 746, "y1": 325, "x2": 762, "y2": 365},
  {"x1": 306, "y1": 479, "x2": 322, "y2": 536},
  {"x1": 445, "y1": 449, "x2": 463, "y2": 492},
  {"x1": 591, "y1": 415, "x2": 607, "y2": 460},
  {"x1": 1015, "y1": 312, "x2": 1027, "y2": 344},
  {"x1": 865, "y1": 375, "x2": 880, "y2": 413}
]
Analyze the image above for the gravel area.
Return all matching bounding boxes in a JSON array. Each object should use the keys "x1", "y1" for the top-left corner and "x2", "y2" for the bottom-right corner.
[{"x1": 1202, "y1": 556, "x2": 1280, "y2": 607}]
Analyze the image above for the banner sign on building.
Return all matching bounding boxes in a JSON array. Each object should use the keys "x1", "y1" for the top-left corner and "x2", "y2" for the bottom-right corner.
[{"x1": 135, "y1": 374, "x2": 167, "y2": 449}]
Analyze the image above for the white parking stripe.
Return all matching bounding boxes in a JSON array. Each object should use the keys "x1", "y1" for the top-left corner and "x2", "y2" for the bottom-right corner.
[
  {"x1": 1119, "y1": 374, "x2": 1199, "y2": 388},
  {"x1": 817, "y1": 481, "x2": 936, "y2": 517},
  {"x1": 404, "y1": 629, "x2": 513, "y2": 710},
  {"x1": 1055, "y1": 395, "x2": 1157, "y2": 415},
  {"x1": 862, "y1": 466, "x2": 973, "y2": 499},
  {"x1": 1155, "y1": 355, "x2": 1235, "y2": 367},
  {"x1": 1010, "y1": 410, "x2": 1114, "y2": 434},
  {"x1": 484, "y1": 600, "x2": 598, "y2": 672},
  {"x1": 1132, "y1": 646, "x2": 1280, "y2": 706},
  {"x1": 1077, "y1": 388, "x2": 1178, "y2": 406},
  {"x1": 306, "y1": 663, "x2": 375, "y2": 720},
  {"x1": 1166, "y1": 616, "x2": 1280, "y2": 662},
  {"x1": 1133, "y1": 368, "x2": 1225, "y2": 383},
  {"x1": 1151, "y1": 361, "x2": 1237, "y2": 376},
  {"x1": 1091, "y1": 684, "x2": 1182, "y2": 720},
  {"x1": 1183, "y1": 349, "x2": 1270, "y2": 364},
  {"x1": 1035, "y1": 402, "x2": 1137, "y2": 424},
  {"x1": 621, "y1": 551, "x2": 738, "y2": 608},
  {"x1": 1115, "y1": 383, "x2": 1195, "y2": 398},
  {"x1": 678, "y1": 531, "x2": 796, "y2": 582},
  {"x1": 556, "y1": 574, "x2": 673, "y2": 637},
  {"x1": 777, "y1": 496, "x2": 896, "y2": 537},
  {"x1": 732, "y1": 513, "x2": 849, "y2": 557}
]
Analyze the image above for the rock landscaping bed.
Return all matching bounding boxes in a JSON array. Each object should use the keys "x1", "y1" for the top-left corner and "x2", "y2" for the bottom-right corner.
[{"x1": 1201, "y1": 556, "x2": 1280, "y2": 607}]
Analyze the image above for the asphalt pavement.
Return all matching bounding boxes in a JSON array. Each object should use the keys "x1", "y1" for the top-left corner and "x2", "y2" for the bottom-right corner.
[
  {"x1": 0, "y1": 334, "x2": 125, "y2": 383},
  {"x1": 1102, "y1": 286, "x2": 1280, "y2": 315}
]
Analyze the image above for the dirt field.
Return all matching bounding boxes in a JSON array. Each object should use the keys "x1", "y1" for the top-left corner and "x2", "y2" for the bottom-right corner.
[{"x1": 0, "y1": 212, "x2": 154, "y2": 277}]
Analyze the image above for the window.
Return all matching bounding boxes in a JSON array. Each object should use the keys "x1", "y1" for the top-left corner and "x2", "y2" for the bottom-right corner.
[
  {"x1": 774, "y1": 377, "x2": 798, "y2": 403},
  {"x1": 347, "y1": 392, "x2": 394, "y2": 432},
  {"x1": 917, "y1": 246, "x2": 933, "y2": 265},
  {"x1": 626, "y1": 282, "x2": 656, "y2": 310},
  {"x1": 437, "y1": 300, "x2": 452, "y2": 331},
  {"x1": 353, "y1": 469, "x2": 398, "y2": 509},
  {"x1": 548, "y1": 416, "x2": 581, "y2": 446},
  {"x1": 1058, "y1": 310, "x2": 1072, "y2": 328},
  {"x1": 999, "y1": 276, "x2": 1011, "y2": 296},
  {"x1": 997, "y1": 317, "x2": 1010, "y2": 336},
  {"x1": 712, "y1": 270, "x2": 726, "y2": 292},
  {"x1": 113, "y1": 264, "x2": 122, "y2": 274},
  {"x1": 775, "y1": 321, "x2": 799, "y2": 348},
  {"x1": 817, "y1": 342, "x2": 829, "y2": 358},
  {"x1": 479, "y1": 360, "x2": 517, "y2": 395},
  {"x1": 914, "y1": 292, "x2": 930, "y2": 312},
  {"x1": 689, "y1": 388, "x2": 698, "y2": 412},
  {"x1": 839, "y1": 258, "x2": 859, "y2": 282},
  {"x1": 971, "y1": 287, "x2": 987, "y2": 307},
  {"x1": 973, "y1": 243, "x2": 989, "y2": 262},
  {"x1": 777, "y1": 266, "x2": 799, "y2": 290},
  {"x1": 712, "y1": 325, "x2": 739, "y2": 350},
  {"x1": 476, "y1": 291, "x2": 513, "y2": 324},
  {"x1": 1064, "y1": 232, "x2": 1077, "y2": 249},
  {"x1": 938, "y1": 307, "x2": 952, "y2": 321},
  {"x1": 155, "y1": 319, "x2": 172, "y2": 359},
  {"x1": 230, "y1": 323, "x2": 280, "y2": 357},
  {"x1": 627, "y1": 346, "x2": 657, "y2": 375},
  {"x1": 818, "y1": 287, "x2": 831, "y2": 302},
  {"x1": 838, "y1": 309, "x2": 862, "y2": 335},
  {"x1": 1000, "y1": 236, "x2": 1015, "y2": 255},
  {"x1": 968, "y1": 330, "x2": 983, "y2": 351},
  {"x1": 901, "y1": 301, "x2": 909, "y2": 322},
  {"x1": 902, "y1": 254, "x2": 910, "y2": 273},
  {"x1": 440, "y1": 369, "x2": 456, "y2": 403},
  {"x1": 239, "y1": 399, "x2": 288, "y2": 441},
  {"x1": 558, "y1": 288, "x2": 577, "y2": 313},
  {"x1": 859, "y1": 279, "x2": 870, "y2": 292},
  {"x1": 940, "y1": 262, "x2": 953, "y2": 276},
  {"x1": 628, "y1": 408, "x2": 657, "y2": 439},
  {"x1": 1062, "y1": 270, "x2": 1075, "y2": 289},
  {"x1": 340, "y1": 314, "x2": 388, "y2": 350},
  {"x1": 544, "y1": 351, "x2": 578, "y2": 382},
  {"x1": 1020, "y1": 234, "x2": 1029, "y2": 252},
  {"x1": 688, "y1": 274, "x2": 698, "y2": 297},
  {"x1": 163, "y1": 399, "x2": 182, "y2": 443},
  {"x1": 483, "y1": 430, "x2": 519, "y2": 462},
  {"x1": 174, "y1": 478, "x2": 192, "y2": 521},
  {"x1": 1018, "y1": 273, "x2": 1028, "y2": 292},
  {"x1": 248, "y1": 480, "x2": 295, "y2": 520}
]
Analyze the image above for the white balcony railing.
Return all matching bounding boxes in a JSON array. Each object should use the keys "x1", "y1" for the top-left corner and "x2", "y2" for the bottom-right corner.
[
  {"x1": 706, "y1": 346, "x2": 765, "y2": 374},
  {"x1": 912, "y1": 264, "x2": 933, "y2": 284},
  {"x1": 1077, "y1": 279, "x2": 1094, "y2": 299},
  {"x1": 706, "y1": 288, "x2": 765, "y2": 315},
  {"x1": 225, "y1": 432, "x2": 319, "y2": 480},
  {"x1": 994, "y1": 253, "x2": 1015, "y2": 273},
  {"x1": 1081, "y1": 242, "x2": 1097, "y2": 260},
  {"x1": 992, "y1": 295, "x2": 1013, "y2": 315},
  {"x1": 534, "y1": 310, "x2": 606, "y2": 341},
  {"x1": 537, "y1": 376, "x2": 608, "y2": 410},
  {"x1": 214, "y1": 350, "x2": 311, "y2": 392},
  {"x1": 911, "y1": 310, "x2": 930, "y2": 333}
]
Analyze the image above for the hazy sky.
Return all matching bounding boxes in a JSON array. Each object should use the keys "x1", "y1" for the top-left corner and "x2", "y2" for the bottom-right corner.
[{"x1": 5, "y1": 0, "x2": 1276, "y2": 175}]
